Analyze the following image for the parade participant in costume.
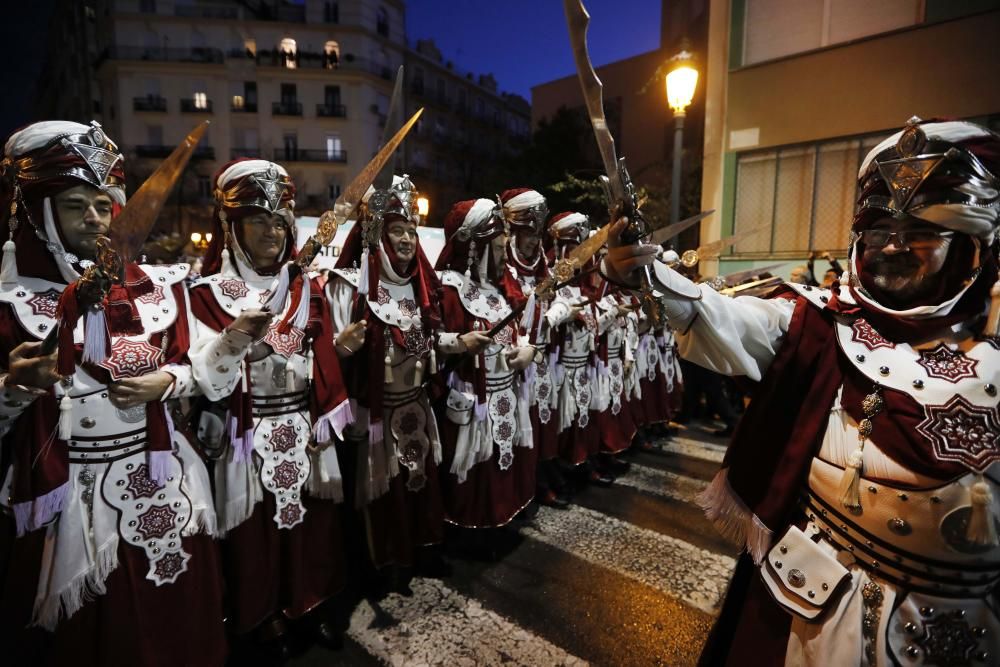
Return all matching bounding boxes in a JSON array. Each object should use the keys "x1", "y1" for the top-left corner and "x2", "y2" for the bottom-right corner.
[
  {"x1": 327, "y1": 175, "x2": 485, "y2": 571},
  {"x1": 0, "y1": 121, "x2": 225, "y2": 665},
  {"x1": 436, "y1": 198, "x2": 536, "y2": 528},
  {"x1": 501, "y1": 188, "x2": 567, "y2": 508},
  {"x1": 545, "y1": 212, "x2": 612, "y2": 485},
  {"x1": 593, "y1": 277, "x2": 639, "y2": 466},
  {"x1": 604, "y1": 118, "x2": 1000, "y2": 666},
  {"x1": 187, "y1": 159, "x2": 351, "y2": 655}
]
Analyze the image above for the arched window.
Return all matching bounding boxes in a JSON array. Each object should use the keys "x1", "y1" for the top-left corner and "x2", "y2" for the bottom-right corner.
[
  {"x1": 279, "y1": 37, "x2": 297, "y2": 69},
  {"x1": 376, "y1": 7, "x2": 389, "y2": 37},
  {"x1": 324, "y1": 40, "x2": 340, "y2": 69}
]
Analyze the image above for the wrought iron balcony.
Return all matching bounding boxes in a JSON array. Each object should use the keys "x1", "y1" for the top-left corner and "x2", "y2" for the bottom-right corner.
[
  {"x1": 133, "y1": 95, "x2": 167, "y2": 112},
  {"x1": 272, "y1": 101, "x2": 303, "y2": 116},
  {"x1": 275, "y1": 149, "x2": 348, "y2": 163},
  {"x1": 180, "y1": 98, "x2": 213, "y2": 113},
  {"x1": 231, "y1": 147, "x2": 262, "y2": 159},
  {"x1": 99, "y1": 46, "x2": 223, "y2": 65},
  {"x1": 316, "y1": 104, "x2": 347, "y2": 118},
  {"x1": 231, "y1": 102, "x2": 258, "y2": 113}
]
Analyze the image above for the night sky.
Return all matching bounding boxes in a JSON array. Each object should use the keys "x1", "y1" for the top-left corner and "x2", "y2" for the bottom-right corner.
[
  {"x1": 0, "y1": 0, "x2": 661, "y2": 138},
  {"x1": 406, "y1": 0, "x2": 663, "y2": 99}
]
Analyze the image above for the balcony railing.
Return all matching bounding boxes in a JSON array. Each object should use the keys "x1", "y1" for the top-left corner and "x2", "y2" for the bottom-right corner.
[
  {"x1": 275, "y1": 149, "x2": 348, "y2": 163},
  {"x1": 272, "y1": 101, "x2": 303, "y2": 116},
  {"x1": 231, "y1": 102, "x2": 258, "y2": 113},
  {"x1": 231, "y1": 147, "x2": 262, "y2": 159},
  {"x1": 316, "y1": 104, "x2": 347, "y2": 118},
  {"x1": 133, "y1": 95, "x2": 167, "y2": 112},
  {"x1": 98, "y1": 46, "x2": 224, "y2": 65},
  {"x1": 181, "y1": 98, "x2": 213, "y2": 113}
]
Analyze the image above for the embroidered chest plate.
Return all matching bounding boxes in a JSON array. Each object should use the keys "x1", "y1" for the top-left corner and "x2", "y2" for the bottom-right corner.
[
  {"x1": 0, "y1": 276, "x2": 66, "y2": 340},
  {"x1": 833, "y1": 306, "x2": 1000, "y2": 473},
  {"x1": 332, "y1": 268, "x2": 423, "y2": 331},
  {"x1": 197, "y1": 272, "x2": 279, "y2": 320},
  {"x1": 440, "y1": 270, "x2": 512, "y2": 325}
]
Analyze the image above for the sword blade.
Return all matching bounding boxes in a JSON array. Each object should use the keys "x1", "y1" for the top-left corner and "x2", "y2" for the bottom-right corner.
[
  {"x1": 695, "y1": 226, "x2": 765, "y2": 257},
  {"x1": 109, "y1": 121, "x2": 209, "y2": 262},
  {"x1": 651, "y1": 209, "x2": 715, "y2": 246},
  {"x1": 563, "y1": 0, "x2": 624, "y2": 203}
]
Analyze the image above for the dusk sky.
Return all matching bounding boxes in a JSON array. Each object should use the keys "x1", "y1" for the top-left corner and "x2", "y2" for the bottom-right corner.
[{"x1": 405, "y1": 0, "x2": 663, "y2": 100}]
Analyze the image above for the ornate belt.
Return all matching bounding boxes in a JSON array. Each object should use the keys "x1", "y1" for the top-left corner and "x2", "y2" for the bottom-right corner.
[
  {"x1": 562, "y1": 354, "x2": 589, "y2": 370},
  {"x1": 251, "y1": 390, "x2": 308, "y2": 417},
  {"x1": 486, "y1": 374, "x2": 514, "y2": 393},
  {"x1": 383, "y1": 387, "x2": 422, "y2": 408},
  {"x1": 68, "y1": 427, "x2": 148, "y2": 464},
  {"x1": 805, "y1": 493, "x2": 1000, "y2": 598}
]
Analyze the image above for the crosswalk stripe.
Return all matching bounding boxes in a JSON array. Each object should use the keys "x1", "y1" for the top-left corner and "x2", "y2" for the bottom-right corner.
[
  {"x1": 348, "y1": 577, "x2": 589, "y2": 666},
  {"x1": 616, "y1": 462, "x2": 709, "y2": 504},
  {"x1": 659, "y1": 436, "x2": 727, "y2": 463},
  {"x1": 520, "y1": 505, "x2": 736, "y2": 615}
]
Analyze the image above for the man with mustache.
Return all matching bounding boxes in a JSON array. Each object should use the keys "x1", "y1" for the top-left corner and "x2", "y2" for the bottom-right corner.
[{"x1": 603, "y1": 118, "x2": 1000, "y2": 666}]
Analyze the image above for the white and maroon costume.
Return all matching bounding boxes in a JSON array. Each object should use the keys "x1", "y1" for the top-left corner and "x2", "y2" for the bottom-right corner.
[
  {"x1": 545, "y1": 212, "x2": 601, "y2": 465},
  {"x1": 593, "y1": 283, "x2": 639, "y2": 454},
  {"x1": 0, "y1": 121, "x2": 225, "y2": 665},
  {"x1": 501, "y1": 188, "x2": 561, "y2": 463},
  {"x1": 326, "y1": 175, "x2": 446, "y2": 567},
  {"x1": 436, "y1": 198, "x2": 535, "y2": 527},
  {"x1": 635, "y1": 119, "x2": 1000, "y2": 666},
  {"x1": 187, "y1": 159, "x2": 351, "y2": 634}
]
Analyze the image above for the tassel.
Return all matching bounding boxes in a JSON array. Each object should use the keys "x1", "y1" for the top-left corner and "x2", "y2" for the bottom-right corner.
[
  {"x1": 987, "y1": 280, "x2": 1000, "y2": 336},
  {"x1": 384, "y1": 340, "x2": 394, "y2": 384},
  {"x1": 82, "y1": 307, "x2": 108, "y2": 364},
  {"x1": 477, "y1": 248, "x2": 489, "y2": 281},
  {"x1": 520, "y1": 291, "x2": 536, "y2": 334},
  {"x1": 358, "y1": 248, "x2": 370, "y2": 295},
  {"x1": 839, "y1": 444, "x2": 865, "y2": 512},
  {"x1": 1, "y1": 238, "x2": 17, "y2": 285},
  {"x1": 429, "y1": 344, "x2": 437, "y2": 374},
  {"x1": 220, "y1": 247, "x2": 236, "y2": 277},
  {"x1": 285, "y1": 365, "x2": 295, "y2": 390},
  {"x1": 414, "y1": 358, "x2": 423, "y2": 387},
  {"x1": 967, "y1": 474, "x2": 999, "y2": 546},
  {"x1": 58, "y1": 394, "x2": 72, "y2": 440},
  {"x1": 306, "y1": 348, "x2": 314, "y2": 382},
  {"x1": 466, "y1": 241, "x2": 476, "y2": 278},
  {"x1": 241, "y1": 360, "x2": 249, "y2": 393},
  {"x1": 474, "y1": 352, "x2": 480, "y2": 369},
  {"x1": 264, "y1": 263, "x2": 291, "y2": 312},
  {"x1": 497, "y1": 348, "x2": 509, "y2": 372}
]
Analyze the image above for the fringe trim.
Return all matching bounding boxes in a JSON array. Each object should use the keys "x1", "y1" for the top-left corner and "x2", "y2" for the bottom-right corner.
[
  {"x1": 264, "y1": 263, "x2": 291, "y2": 312},
  {"x1": 33, "y1": 538, "x2": 119, "y2": 631},
  {"x1": 313, "y1": 398, "x2": 354, "y2": 443},
  {"x1": 148, "y1": 450, "x2": 172, "y2": 485},
  {"x1": 697, "y1": 469, "x2": 774, "y2": 564},
  {"x1": 307, "y1": 447, "x2": 344, "y2": 502},
  {"x1": 520, "y1": 291, "x2": 536, "y2": 334},
  {"x1": 368, "y1": 418, "x2": 384, "y2": 445},
  {"x1": 358, "y1": 248, "x2": 370, "y2": 296},
  {"x1": 225, "y1": 413, "x2": 254, "y2": 463},
  {"x1": 82, "y1": 308, "x2": 109, "y2": 365},
  {"x1": 13, "y1": 481, "x2": 70, "y2": 536}
]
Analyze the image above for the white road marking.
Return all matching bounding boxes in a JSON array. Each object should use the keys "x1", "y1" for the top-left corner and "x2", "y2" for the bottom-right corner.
[
  {"x1": 616, "y1": 462, "x2": 709, "y2": 504},
  {"x1": 348, "y1": 577, "x2": 588, "y2": 667},
  {"x1": 658, "y1": 436, "x2": 727, "y2": 463},
  {"x1": 520, "y1": 505, "x2": 736, "y2": 615}
]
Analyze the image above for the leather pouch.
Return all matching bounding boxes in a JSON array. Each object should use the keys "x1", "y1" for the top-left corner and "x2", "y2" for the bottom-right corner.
[
  {"x1": 761, "y1": 525, "x2": 851, "y2": 620},
  {"x1": 445, "y1": 388, "x2": 475, "y2": 425}
]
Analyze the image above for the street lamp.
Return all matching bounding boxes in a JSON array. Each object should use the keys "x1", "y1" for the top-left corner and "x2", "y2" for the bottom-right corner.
[
  {"x1": 190, "y1": 232, "x2": 210, "y2": 251},
  {"x1": 416, "y1": 196, "x2": 429, "y2": 224},
  {"x1": 665, "y1": 47, "x2": 698, "y2": 226}
]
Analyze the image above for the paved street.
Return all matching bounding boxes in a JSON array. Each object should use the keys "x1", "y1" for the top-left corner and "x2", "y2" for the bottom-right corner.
[{"x1": 293, "y1": 425, "x2": 738, "y2": 667}]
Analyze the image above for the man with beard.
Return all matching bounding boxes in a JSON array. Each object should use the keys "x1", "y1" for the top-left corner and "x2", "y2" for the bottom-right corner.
[{"x1": 602, "y1": 118, "x2": 1000, "y2": 665}]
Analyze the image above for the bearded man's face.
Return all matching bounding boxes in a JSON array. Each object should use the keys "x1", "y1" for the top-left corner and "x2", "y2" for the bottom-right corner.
[{"x1": 859, "y1": 215, "x2": 955, "y2": 309}]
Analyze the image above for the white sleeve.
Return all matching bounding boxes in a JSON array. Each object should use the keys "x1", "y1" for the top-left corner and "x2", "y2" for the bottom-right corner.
[
  {"x1": 188, "y1": 317, "x2": 254, "y2": 402},
  {"x1": 0, "y1": 378, "x2": 40, "y2": 438},
  {"x1": 647, "y1": 262, "x2": 795, "y2": 381},
  {"x1": 544, "y1": 299, "x2": 573, "y2": 328},
  {"x1": 596, "y1": 297, "x2": 617, "y2": 334}
]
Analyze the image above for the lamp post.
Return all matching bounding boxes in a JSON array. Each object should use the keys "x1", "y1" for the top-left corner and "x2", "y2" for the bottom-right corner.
[
  {"x1": 190, "y1": 232, "x2": 211, "y2": 251},
  {"x1": 665, "y1": 47, "x2": 698, "y2": 227}
]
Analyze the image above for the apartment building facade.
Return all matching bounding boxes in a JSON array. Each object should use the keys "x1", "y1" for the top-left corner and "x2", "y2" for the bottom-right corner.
[{"x1": 35, "y1": 0, "x2": 530, "y2": 243}]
